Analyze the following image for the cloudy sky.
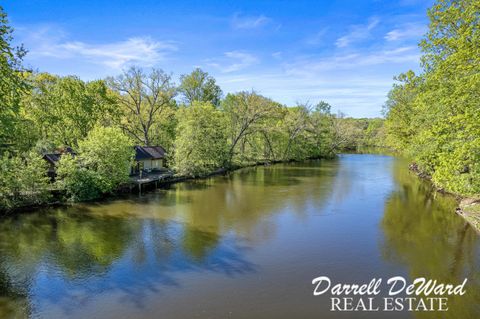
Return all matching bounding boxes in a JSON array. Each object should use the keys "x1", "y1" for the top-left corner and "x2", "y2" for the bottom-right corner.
[{"x1": 4, "y1": 0, "x2": 433, "y2": 117}]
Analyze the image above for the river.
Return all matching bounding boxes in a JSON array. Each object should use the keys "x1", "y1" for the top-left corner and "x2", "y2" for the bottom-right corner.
[{"x1": 0, "y1": 154, "x2": 479, "y2": 318}]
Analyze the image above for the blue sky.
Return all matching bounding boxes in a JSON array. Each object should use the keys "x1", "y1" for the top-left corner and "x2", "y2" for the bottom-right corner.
[{"x1": 4, "y1": 0, "x2": 433, "y2": 117}]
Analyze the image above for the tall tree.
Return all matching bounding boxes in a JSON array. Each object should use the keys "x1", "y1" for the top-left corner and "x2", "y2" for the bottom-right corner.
[
  {"x1": 222, "y1": 91, "x2": 281, "y2": 163},
  {"x1": 0, "y1": 6, "x2": 28, "y2": 150},
  {"x1": 107, "y1": 66, "x2": 177, "y2": 146},
  {"x1": 25, "y1": 74, "x2": 114, "y2": 148},
  {"x1": 56, "y1": 126, "x2": 134, "y2": 201},
  {"x1": 383, "y1": 71, "x2": 422, "y2": 151},
  {"x1": 307, "y1": 101, "x2": 336, "y2": 157},
  {"x1": 178, "y1": 68, "x2": 222, "y2": 107},
  {"x1": 281, "y1": 104, "x2": 311, "y2": 159},
  {"x1": 174, "y1": 102, "x2": 228, "y2": 176},
  {"x1": 384, "y1": 0, "x2": 480, "y2": 195},
  {"x1": 0, "y1": 152, "x2": 51, "y2": 211}
]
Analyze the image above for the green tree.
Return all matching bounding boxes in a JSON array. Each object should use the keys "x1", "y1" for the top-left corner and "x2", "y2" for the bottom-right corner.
[
  {"x1": 383, "y1": 71, "x2": 422, "y2": 151},
  {"x1": 0, "y1": 154, "x2": 22, "y2": 209},
  {"x1": 174, "y1": 102, "x2": 228, "y2": 176},
  {"x1": 280, "y1": 104, "x2": 311, "y2": 160},
  {"x1": 56, "y1": 126, "x2": 134, "y2": 201},
  {"x1": 178, "y1": 68, "x2": 222, "y2": 107},
  {"x1": 0, "y1": 152, "x2": 51, "y2": 210},
  {"x1": 107, "y1": 66, "x2": 177, "y2": 146},
  {"x1": 222, "y1": 91, "x2": 281, "y2": 164},
  {"x1": 56, "y1": 155, "x2": 101, "y2": 202},
  {"x1": 18, "y1": 151, "x2": 52, "y2": 205},
  {"x1": 384, "y1": 0, "x2": 480, "y2": 195},
  {"x1": 0, "y1": 6, "x2": 28, "y2": 150},
  {"x1": 78, "y1": 126, "x2": 134, "y2": 191},
  {"x1": 308, "y1": 101, "x2": 336, "y2": 157},
  {"x1": 25, "y1": 73, "x2": 114, "y2": 148}
]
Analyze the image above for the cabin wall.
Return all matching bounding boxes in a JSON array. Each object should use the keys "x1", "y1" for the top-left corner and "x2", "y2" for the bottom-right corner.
[
  {"x1": 143, "y1": 159, "x2": 164, "y2": 170},
  {"x1": 131, "y1": 158, "x2": 165, "y2": 175}
]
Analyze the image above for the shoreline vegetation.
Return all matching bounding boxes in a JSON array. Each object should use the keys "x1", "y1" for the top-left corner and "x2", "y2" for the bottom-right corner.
[
  {"x1": 1, "y1": 0, "x2": 479, "y2": 232},
  {"x1": 0, "y1": 5, "x2": 385, "y2": 214},
  {"x1": 381, "y1": 0, "x2": 480, "y2": 231},
  {"x1": 2, "y1": 156, "x2": 325, "y2": 215},
  {"x1": 409, "y1": 162, "x2": 480, "y2": 233}
]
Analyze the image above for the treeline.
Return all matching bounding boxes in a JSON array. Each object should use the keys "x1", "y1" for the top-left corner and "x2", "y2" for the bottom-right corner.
[
  {"x1": 331, "y1": 116, "x2": 385, "y2": 150},
  {"x1": 1, "y1": 6, "x2": 387, "y2": 210},
  {"x1": 383, "y1": 0, "x2": 479, "y2": 196}
]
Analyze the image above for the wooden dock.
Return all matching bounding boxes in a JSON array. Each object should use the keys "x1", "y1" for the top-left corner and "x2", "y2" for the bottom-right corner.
[{"x1": 130, "y1": 171, "x2": 174, "y2": 194}]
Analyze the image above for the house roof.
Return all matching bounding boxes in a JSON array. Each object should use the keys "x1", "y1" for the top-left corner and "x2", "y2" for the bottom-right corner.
[
  {"x1": 43, "y1": 153, "x2": 62, "y2": 165},
  {"x1": 134, "y1": 146, "x2": 167, "y2": 161},
  {"x1": 42, "y1": 148, "x2": 76, "y2": 165}
]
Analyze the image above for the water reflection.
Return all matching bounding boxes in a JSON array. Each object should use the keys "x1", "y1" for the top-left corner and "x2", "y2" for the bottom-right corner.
[
  {"x1": 0, "y1": 161, "x2": 338, "y2": 318},
  {"x1": 0, "y1": 212, "x2": 257, "y2": 316},
  {"x1": 0, "y1": 156, "x2": 478, "y2": 318},
  {"x1": 382, "y1": 158, "x2": 480, "y2": 319}
]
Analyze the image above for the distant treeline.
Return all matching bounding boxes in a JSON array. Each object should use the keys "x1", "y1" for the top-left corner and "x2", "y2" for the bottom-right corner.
[
  {"x1": 0, "y1": 6, "x2": 385, "y2": 210},
  {"x1": 382, "y1": 0, "x2": 479, "y2": 196},
  {"x1": 331, "y1": 117, "x2": 385, "y2": 150}
]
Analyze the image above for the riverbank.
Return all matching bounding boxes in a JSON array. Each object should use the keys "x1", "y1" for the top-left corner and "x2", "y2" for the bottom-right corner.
[
  {"x1": 457, "y1": 199, "x2": 480, "y2": 234},
  {"x1": 408, "y1": 162, "x2": 480, "y2": 233},
  {"x1": 0, "y1": 157, "x2": 325, "y2": 215},
  {"x1": 3, "y1": 153, "x2": 478, "y2": 318}
]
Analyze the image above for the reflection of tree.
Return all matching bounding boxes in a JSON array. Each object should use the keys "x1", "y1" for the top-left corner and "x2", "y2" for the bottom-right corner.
[
  {"x1": 0, "y1": 160, "x2": 340, "y2": 316},
  {"x1": 0, "y1": 264, "x2": 30, "y2": 319},
  {"x1": 0, "y1": 208, "x2": 139, "y2": 279},
  {"x1": 0, "y1": 208, "x2": 140, "y2": 316},
  {"x1": 182, "y1": 227, "x2": 220, "y2": 261},
  {"x1": 381, "y1": 159, "x2": 480, "y2": 319},
  {"x1": 164, "y1": 161, "x2": 338, "y2": 242}
]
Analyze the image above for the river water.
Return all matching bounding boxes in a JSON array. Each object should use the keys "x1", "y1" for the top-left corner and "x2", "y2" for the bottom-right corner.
[{"x1": 0, "y1": 154, "x2": 478, "y2": 318}]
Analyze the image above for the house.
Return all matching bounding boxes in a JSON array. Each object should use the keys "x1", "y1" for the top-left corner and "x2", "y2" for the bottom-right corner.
[
  {"x1": 42, "y1": 147, "x2": 76, "y2": 179},
  {"x1": 132, "y1": 145, "x2": 167, "y2": 175}
]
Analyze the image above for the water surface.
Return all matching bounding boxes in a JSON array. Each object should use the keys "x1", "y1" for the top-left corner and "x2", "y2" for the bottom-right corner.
[{"x1": 0, "y1": 154, "x2": 479, "y2": 318}]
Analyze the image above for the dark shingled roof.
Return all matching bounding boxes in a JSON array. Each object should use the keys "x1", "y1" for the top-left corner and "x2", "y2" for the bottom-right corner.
[
  {"x1": 134, "y1": 146, "x2": 167, "y2": 161},
  {"x1": 43, "y1": 153, "x2": 62, "y2": 165},
  {"x1": 42, "y1": 148, "x2": 76, "y2": 165}
]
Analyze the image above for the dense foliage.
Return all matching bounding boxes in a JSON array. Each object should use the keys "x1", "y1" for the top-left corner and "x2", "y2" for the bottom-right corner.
[
  {"x1": 0, "y1": 6, "x2": 27, "y2": 150},
  {"x1": 0, "y1": 4, "x2": 352, "y2": 210},
  {"x1": 0, "y1": 152, "x2": 51, "y2": 209},
  {"x1": 178, "y1": 68, "x2": 223, "y2": 107},
  {"x1": 106, "y1": 67, "x2": 177, "y2": 147},
  {"x1": 6, "y1": 1, "x2": 463, "y2": 211},
  {"x1": 23, "y1": 74, "x2": 114, "y2": 149},
  {"x1": 383, "y1": 0, "x2": 480, "y2": 195},
  {"x1": 56, "y1": 127, "x2": 134, "y2": 201},
  {"x1": 174, "y1": 102, "x2": 229, "y2": 176}
]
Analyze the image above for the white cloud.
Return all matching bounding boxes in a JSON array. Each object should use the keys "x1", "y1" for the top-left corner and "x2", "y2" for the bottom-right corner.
[
  {"x1": 284, "y1": 46, "x2": 419, "y2": 76},
  {"x1": 335, "y1": 17, "x2": 380, "y2": 48},
  {"x1": 384, "y1": 23, "x2": 426, "y2": 41},
  {"x1": 213, "y1": 45, "x2": 422, "y2": 117},
  {"x1": 206, "y1": 51, "x2": 259, "y2": 73},
  {"x1": 215, "y1": 72, "x2": 392, "y2": 117},
  {"x1": 231, "y1": 13, "x2": 272, "y2": 29},
  {"x1": 20, "y1": 25, "x2": 177, "y2": 70}
]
